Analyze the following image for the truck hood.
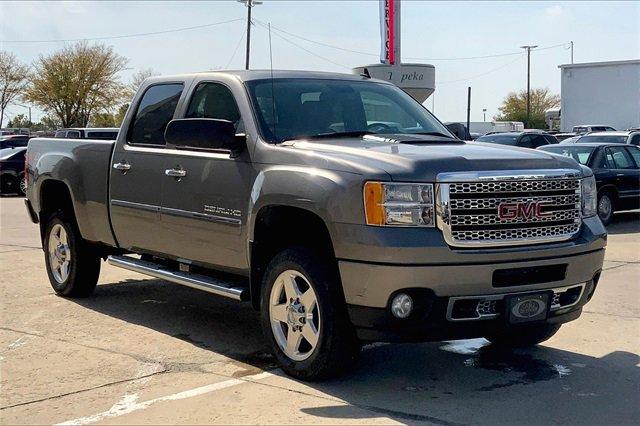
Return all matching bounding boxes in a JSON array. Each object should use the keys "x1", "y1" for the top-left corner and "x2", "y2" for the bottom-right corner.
[{"x1": 284, "y1": 135, "x2": 583, "y2": 181}]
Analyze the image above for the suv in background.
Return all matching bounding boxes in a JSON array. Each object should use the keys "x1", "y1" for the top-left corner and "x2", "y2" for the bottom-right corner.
[
  {"x1": 475, "y1": 131, "x2": 558, "y2": 148},
  {"x1": 53, "y1": 128, "x2": 119, "y2": 140},
  {"x1": 572, "y1": 125, "x2": 616, "y2": 135},
  {"x1": 577, "y1": 131, "x2": 640, "y2": 146}
]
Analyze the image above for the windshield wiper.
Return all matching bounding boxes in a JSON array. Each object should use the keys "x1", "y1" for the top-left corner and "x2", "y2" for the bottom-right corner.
[{"x1": 413, "y1": 131, "x2": 456, "y2": 139}]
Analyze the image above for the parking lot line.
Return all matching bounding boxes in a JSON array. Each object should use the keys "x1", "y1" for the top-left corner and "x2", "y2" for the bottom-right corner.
[{"x1": 56, "y1": 371, "x2": 273, "y2": 425}]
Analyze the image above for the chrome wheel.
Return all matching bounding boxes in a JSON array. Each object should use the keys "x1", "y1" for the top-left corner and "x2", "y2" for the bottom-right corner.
[
  {"x1": 598, "y1": 195, "x2": 612, "y2": 220},
  {"x1": 48, "y1": 224, "x2": 71, "y2": 283},
  {"x1": 19, "y1": 176, "x2": 27, "y2": 195},
  {"x1": 269, "y1": 270, "x2": 320, "y2": 361}
]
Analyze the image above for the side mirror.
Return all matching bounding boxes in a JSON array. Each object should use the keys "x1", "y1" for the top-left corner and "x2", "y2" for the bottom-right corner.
[{"x1": 165, "y1": 118, "x2": 245, "y2": 156}]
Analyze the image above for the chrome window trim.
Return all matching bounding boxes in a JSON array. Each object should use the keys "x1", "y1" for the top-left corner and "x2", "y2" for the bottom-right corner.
[{"x1": 445, "y1": 282, "x2": 586, "y2": 322}]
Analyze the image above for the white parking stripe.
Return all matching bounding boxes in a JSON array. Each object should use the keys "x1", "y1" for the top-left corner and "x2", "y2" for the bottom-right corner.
[{"x1": 56, "y1": 371, "x2": 273, "y2": 425}]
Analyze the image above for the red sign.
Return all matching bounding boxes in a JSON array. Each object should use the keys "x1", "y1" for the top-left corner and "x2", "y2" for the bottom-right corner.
[{"x1": 380, "y1": 0, "x2": 399, "y2": 65}]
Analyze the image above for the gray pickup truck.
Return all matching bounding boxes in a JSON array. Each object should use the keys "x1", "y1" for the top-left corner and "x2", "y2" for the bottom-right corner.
[{"x1": 25, "y1": 71, "x2": 606, "y2": 380}]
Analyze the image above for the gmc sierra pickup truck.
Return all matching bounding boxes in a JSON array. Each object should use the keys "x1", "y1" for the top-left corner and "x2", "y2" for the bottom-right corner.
[{"x1": 25, "y1": 71, "x2": 606, "y2": 380}]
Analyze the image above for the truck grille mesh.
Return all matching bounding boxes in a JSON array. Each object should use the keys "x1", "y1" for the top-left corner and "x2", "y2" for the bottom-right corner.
[{"x1": 440, "y1": 177, "x2": 582, "y2": 247}]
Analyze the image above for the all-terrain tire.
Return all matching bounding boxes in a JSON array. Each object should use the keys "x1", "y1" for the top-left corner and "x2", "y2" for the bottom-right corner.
[
  {"x1": 260, "y1": 248, "x2": 361, "y2": 380},
  {"x1": 43, "y1": 211, "x2": 101, "y2": 297}
]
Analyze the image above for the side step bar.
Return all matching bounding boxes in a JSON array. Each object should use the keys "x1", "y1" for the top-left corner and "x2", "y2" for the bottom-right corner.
[{"x1": 107, "y1": 255, "x2": 248, "y2": 301}]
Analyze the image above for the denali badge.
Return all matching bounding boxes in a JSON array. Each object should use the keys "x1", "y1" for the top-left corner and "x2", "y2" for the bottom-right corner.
[
  {"x1": 512, "y1": 298, "x2": 546, "y2": 319},
  {"x1": 498, "y1": 201, "x2": 551, "y2": 220}
]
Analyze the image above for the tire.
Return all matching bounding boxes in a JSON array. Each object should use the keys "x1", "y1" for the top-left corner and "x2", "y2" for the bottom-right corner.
[
  {"x1": 260, "y1": 248, "x2": 360, "y2": 380},
  {"x1": 1, "y1": 174, "x2": 17, "y2": 194},
  {"x1": 485, "y1": 324, "x2": 561, "y2": 348},
  {"x1": 18, "y1": 174, "x2": 27, "y2": 196},
  {"x1": 597, "y1": 191, "x2": 614, "y2": 225},
  {"x1": 43, "y1": 211, "x2": 101, "y2": 297}
]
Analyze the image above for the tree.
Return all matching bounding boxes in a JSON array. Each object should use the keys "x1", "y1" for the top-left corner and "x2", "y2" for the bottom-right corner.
[
  {"x1": 0, "y1": 51, "x2": 30, "y2": 128},
  {"x1": 7, "y1": 113, "x2": 30, "y2": 128},
  {"x1": 494, "y1": 88, "x2": 560, "y2": 129},
  {"x1": 114, "y1": 103, "x2": 129, "y2": 127},
  {"x1": 128, "y1": 68, "x2": 158, "y2": 98},
  {"x1": 89, "y1": 112, "x2": 116, "y2": 127},
  {"x1": 24, "y1": 42, "x2": 129, "y2": 128}
]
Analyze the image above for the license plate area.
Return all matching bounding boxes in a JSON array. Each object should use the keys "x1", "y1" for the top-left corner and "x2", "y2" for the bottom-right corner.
[{"x1": 505, "y1": 292, "x2": 551, "y2": 324}]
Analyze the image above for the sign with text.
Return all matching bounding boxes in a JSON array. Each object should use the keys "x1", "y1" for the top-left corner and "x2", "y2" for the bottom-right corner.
[{"x1": 379, "y1": 0, "x2": 400, "y2": 65}]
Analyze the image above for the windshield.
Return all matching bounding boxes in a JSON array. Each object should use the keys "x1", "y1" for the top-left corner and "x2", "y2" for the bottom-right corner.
[
  {"x1": 245, "y1": 78, "x2": 453, "y2": 143},
  {"x1": 539, "y1": 146, "x2": 595, "y2": 165},
  {"x1": 578, "y1": 135, "x2": 628, "y2": 144},
  {"x1": 475, "y1": 134, "x2": 519, "y2": 145}
]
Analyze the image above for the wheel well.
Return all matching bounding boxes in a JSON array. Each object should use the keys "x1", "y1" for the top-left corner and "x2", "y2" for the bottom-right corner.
[
  {"x1": 250, "y1": 205, "x2": 336, "y2": 309},
  {"x1": 38, "y1": 180, "x2": 75, "y2": 240}
]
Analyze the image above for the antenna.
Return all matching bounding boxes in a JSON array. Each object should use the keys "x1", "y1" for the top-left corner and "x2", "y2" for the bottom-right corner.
[{"x1": 268, "y1": 22, "x2": 277, "y2": 141}]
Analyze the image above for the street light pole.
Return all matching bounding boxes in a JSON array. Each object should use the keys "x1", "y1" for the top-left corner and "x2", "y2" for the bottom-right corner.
[
  {"x1": 482, "y1": 108, "x2": 487, "y2": 122},
  {"x1": 238, "y1": 0, "x2": 263, "y2": 70},
  {"x1": 520, "y1": 45, "x2": 538, "y2": 128}
]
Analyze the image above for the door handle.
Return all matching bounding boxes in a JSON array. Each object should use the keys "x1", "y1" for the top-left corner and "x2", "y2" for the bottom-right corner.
[
  {"x1": 165, "y1": 168, "x2": 187, "y2": 178},
  {"x1": 113, "y1": 162, "x2": 131, "y2": 173}
]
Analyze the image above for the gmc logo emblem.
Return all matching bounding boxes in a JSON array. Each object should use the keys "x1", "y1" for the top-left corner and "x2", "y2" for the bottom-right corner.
[{"x1": 498, "y1": 202, "x2": 552, "y2": 220}]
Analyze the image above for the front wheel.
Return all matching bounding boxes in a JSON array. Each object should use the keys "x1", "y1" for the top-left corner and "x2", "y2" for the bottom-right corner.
[
  {"x1": 485, "y1": 324, "x2": 561, "y2": 348},
  {"x1": 597, "y1": 192, "x2": 614, "y2": 225},
  {"x1": 44, "y1": 212, "x2": 101, "y2": 297},
  {"x1": 261, "y1": 248, "x2": 360, "y2": 380}
]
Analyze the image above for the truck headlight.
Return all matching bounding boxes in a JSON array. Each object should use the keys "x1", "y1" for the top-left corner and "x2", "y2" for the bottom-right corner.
[
  {"x1": 364, "y1": 182, "x2": 435, "y2": 227},
  {"x1": 581, "y1": 175, "x2": 597, "y2": 218}
]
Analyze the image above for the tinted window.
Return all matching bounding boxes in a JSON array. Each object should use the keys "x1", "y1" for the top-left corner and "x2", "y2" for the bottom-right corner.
[
  {"x1": 476, "y1": 134, "x2": 519, "y2": 145},
  {"x1": 186, "y1": 82, "x2": 243, "y2": 132},
  {"x1": 630, "y1": 134, "x2": 640, "y2": 146},
  {"x1": 246, "y1": 78, "x2": 452, "y2": 143},
  {"x1": 543, "y1": 134, "x2": 558, "y2": 144},
  {"x1": 539, "y1": 146, "x2": 595, "y2": 165},
  {"x1": 67, "y1": 130, "x2": 81, "y2": 139},
  {"x1": 529, "y1": 134, "x2": 549, "y2": 148},
  {"x1": 579, "y1": 135, "x2": 628, "y2": 144},
  {"x1": 86, "y1": 131, "x2": 118, "y2": 140},
  {"x1": 607, "y1": 147, "x2": 635, "y2": 169},
  {"x1": 0, "y1": 136, "x2": 28, "y2": 148},
  {"x1": 54, "y1": 131, "x2": 66, "y2": 138},
  {"x1": 626, "y1": 147, "x2": 640, "y2": 167},
  {"x1": 129, "y1": 83, "x2": 184, "y2": 146}
]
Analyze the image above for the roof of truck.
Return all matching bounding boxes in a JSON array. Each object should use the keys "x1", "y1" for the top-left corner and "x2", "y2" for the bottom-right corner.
[{"x1": 148, "y1": 70, "x2": 382, "y2": 83}]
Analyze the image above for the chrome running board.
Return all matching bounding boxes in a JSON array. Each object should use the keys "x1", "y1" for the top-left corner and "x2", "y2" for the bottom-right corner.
[{"x1": 107, "y1": 255, "x2": 247, "y2": 301}]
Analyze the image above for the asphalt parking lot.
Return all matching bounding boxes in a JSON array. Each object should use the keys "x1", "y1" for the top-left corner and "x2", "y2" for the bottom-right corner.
[{"x1": 1, "y1": 195, "x2": 638, "y2": 425}]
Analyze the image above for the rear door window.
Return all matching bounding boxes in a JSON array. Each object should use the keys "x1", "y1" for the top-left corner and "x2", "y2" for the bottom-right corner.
[
  {"x1": 607, "y1": 147, "x2": 635, "y2": 169},
  {"x1": 624, "y1": 147, "x2": 640, "y2": 168},
  {"x1": 128, "y1": 83, "x2": 184, "y2": 146}
]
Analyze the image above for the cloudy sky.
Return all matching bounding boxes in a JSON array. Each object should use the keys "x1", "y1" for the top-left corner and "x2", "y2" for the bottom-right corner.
[{"x1": 1, "y1": 0, "x2": 638, "y2": 124}]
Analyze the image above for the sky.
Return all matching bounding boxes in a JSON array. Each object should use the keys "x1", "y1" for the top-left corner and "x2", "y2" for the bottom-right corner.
[{"x1": 1, "y1": 0, "x2": 638, "y2": 125}]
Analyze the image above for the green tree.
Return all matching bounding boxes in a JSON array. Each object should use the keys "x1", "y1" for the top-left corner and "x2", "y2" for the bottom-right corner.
[
  {"x1": 24, "y1": 42, "x2": 128, "y2": 127},
  {"x1": 89, "y1": 112, "x2": 116, "y2": 127},
  {"x1": 7, "y1": 113, "x2": 30, "y2": 128},
  {"x1": 114, "y1": 103, "x2": 129, "y2": 127},
  {"x1": 0, "y1": 51, "x2": 30, "y2": 128},
  {"x1": 494, "y1": 88, "x2": 560, "y2": 129}
]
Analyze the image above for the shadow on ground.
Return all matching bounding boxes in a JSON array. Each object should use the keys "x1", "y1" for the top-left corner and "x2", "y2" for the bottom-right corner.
[
  {"x1": 607, "y1": 211, "x2": 640, "y2": 235},
  {"x1": 72, "y1": 276, "x2": 640, "y2": 425}
]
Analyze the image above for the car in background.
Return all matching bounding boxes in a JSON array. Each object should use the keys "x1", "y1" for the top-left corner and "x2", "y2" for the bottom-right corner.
[
  {"x1": 554, "y1": 132, "x2": 578, "y2": 141},
  {"x1": 475, "y1": 131, "x2": 558, "y2": 148},
  {"x1": 576, "y1": 131, "x2": 640, "y2": 146},
  {"x1": 0, "y1": 146, "x2": 27, "y2": 195},
  {"x1": 572, "y1": 125, "x2": 616, "y2": 135},
  {"x1": 538, "y1": 143, "x2": 640, "y2": 224},
  {"x1": 0, "y1": 134, "x2": 30, "y2": 149},
  {"x1": 561, "y1": 135, "x2": 582, "y2": 144},
  {"x1": 53, "y1": 127, "x2": 119, "y2": 140}
]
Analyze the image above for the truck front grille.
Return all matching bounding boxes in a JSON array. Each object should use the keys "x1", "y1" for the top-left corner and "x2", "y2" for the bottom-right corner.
[{"x1": 436, "y1": 170, "x2": 582, "y2": 247}]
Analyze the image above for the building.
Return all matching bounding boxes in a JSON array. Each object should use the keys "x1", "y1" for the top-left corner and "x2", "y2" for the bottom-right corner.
[{"x1": 558, "y1": 60, "x2": 640, "y2": 132}]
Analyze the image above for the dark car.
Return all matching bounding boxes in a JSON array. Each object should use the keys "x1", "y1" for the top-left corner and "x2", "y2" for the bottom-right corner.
[
  {"x1": 0, "y1": 134, "x2": 30, "y2": 149},
  {"x1": 53, "y1": 128, "x2": 119, "y2": 140},
  {"x1": 576, "y1": 131, "x2": 640, "y2": 146},
  {"x1": 0, "y1": 146, "x2": 27, "y2": 195},
  {"x1": 476, "y1": 131, "x2": 558, "y2": 148},
  {"x1": 539, "y1": 143, "x2": 640, "y2": 224}
]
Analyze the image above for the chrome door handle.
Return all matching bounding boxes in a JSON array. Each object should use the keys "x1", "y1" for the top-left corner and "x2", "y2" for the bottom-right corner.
[
  {"x1": 113, "y1": 162, "x2": 131, "y2": 172},
  {"x1": 165, "y1": 168, "x2": 187, "y2": 178}
]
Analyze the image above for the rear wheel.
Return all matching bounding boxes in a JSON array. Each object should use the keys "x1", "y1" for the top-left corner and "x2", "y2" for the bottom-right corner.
[
  {"x1": 261, "y1": 248, "x2": 360, "y2": 380},
  {"x1": 44, "y1": 212, "x2": 101, "y2": 297},
  {"x1": 485, "y1": 324, "x2": 561, "y2": 348},
  {"x1": 597, "y1": 191, "x2": 614, "y2": 225},
  {"x1": 19, "y1": 174, "x2": 27, "y2": 195}
]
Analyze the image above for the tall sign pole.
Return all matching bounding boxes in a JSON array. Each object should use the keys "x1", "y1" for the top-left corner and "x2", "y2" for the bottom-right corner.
[
  {"x1": 520, "y1": 45, "x2": 538, "y2": 128},
  {"x1": 238, "y1": 0, "x2": 262, "y2": 70},
  {"x1": 380, "y1": 0, "x2": 401, "y2": 65}
]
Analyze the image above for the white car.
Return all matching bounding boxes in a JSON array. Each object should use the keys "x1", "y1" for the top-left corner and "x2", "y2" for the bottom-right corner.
[
  {"x1": 576, "y1": 131, "x2": 640, "y2": 146},
  {"x1": 572, "y1": 125, "x2": 616, "y2": 135}
]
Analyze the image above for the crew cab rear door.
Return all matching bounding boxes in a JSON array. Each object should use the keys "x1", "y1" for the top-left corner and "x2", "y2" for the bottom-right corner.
[
  {"x1": 160, "y1": 80, "x2": 253, "y2": 271},
  {"x1": 109, "y1": 82, "x2": 187, "y2": 253}
]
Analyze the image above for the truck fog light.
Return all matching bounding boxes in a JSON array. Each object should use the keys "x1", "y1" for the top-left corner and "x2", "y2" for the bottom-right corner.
[{"x1": 391, "y1": 293, "x2": 413, "y2": 318}]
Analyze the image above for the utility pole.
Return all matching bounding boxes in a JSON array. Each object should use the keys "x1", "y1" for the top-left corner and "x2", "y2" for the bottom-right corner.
[
  {"x1": 520, "y1": 45, "x2": 538, "y2": 128},
  {"x1": 238, "y1": 0, "x2": 262, "y2": 70},
  {"x1": 570, "y1": 41, "x2": 574, "y2": 64},
  {"x1": 466, "y1": 87, "x2": 471, "y2": 134},
  {"x1": 482, "y1": 108, "x2": 487, "y2": 122}
]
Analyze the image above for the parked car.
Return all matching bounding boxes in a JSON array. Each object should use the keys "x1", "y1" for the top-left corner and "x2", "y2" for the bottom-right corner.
[
  {"x1": 0, "y1": 134, "x2": 30, "y2": 149},
  {"x1": 576, "y1": 131, "x2": 640, "y2": 146},
  {"x1": 0, "y1": 146, "x2": 27, "y2": 195},
  {"x1": 444, "y1": 122, "x2": 471, "y2": 140},
  {"x1": 25, "y1": 70, "x2": 606, "y2": 380},
  {"x1": 539, "y1": 143, "x2": 640, "y2": 224},
  {"x1": 572, "y1": 125, "x2": 616, "y2": 135},
  {"x1": 53, "y1": 127, "x2": 119, "y2": 140},
  {"x1": 561, "y1": 135, "x2": 583, "y2": 144},
  {"x1": 555, "y1": 132, "x2": 578, "y2": 141},
  {"x1": 475, "y1": 131, "x2": 558, "y2": 148}
]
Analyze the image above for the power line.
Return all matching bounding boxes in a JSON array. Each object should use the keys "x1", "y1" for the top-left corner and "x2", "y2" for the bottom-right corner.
[
  {"x1": 225, "y1": 28, "x2": 246, "y2": 69},
  {"x1": 1, "y1": 18, "x2": 243, "y2": 43},
  {"x1": 437, "y1": 54, "x2": 525, "y2": 84}
]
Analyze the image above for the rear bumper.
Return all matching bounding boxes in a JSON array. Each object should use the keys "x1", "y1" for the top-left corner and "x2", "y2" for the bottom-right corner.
[{"x1": 348, "y1": 273, "x2": 600, "y2": 343}]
